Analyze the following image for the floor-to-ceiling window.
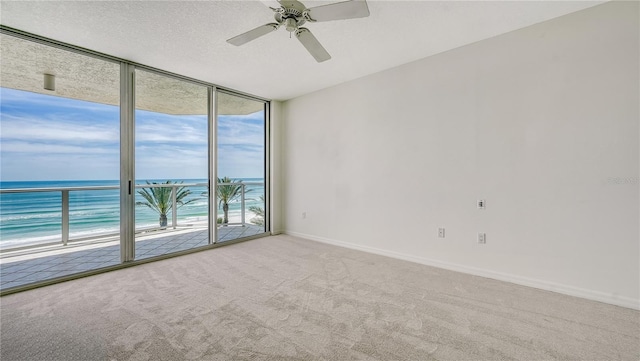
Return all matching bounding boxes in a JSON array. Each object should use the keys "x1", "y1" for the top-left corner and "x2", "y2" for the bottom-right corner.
[
  {"x1": 216, "y1": 92, "x2": 267, "y2": 242},
  {"x1": 0, "y1": 30, "x2": 270, "y2": 293},
  {"x1": 0, "y1": 34, "x2": 121, "y2": 289},
  {"x1": 133, "y1": 69, "x2": 210, "y2": 259}
]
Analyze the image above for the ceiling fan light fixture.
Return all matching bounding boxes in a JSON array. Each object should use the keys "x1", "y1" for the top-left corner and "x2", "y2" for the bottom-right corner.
[{"x1": 284, "y1": 18, "x2": 298, "y2": 32}]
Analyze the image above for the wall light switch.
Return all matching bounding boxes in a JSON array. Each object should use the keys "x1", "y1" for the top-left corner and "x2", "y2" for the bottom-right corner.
[
  {"x1": 478, "y1": 200, "x2": 486, "y2": 209},
  {"x1": 478, "y1": 233, "x2": 486, "y2": 244},
  {"x1": 438, "y1": 228, "x2": 445, "y2": 238}
]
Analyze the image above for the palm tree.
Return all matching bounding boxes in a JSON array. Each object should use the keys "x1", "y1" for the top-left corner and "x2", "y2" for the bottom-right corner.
[
  {"x1": 249, "y1": 194, "x2": 265, "y2": 226},
  {"x1": 216, "y1": 177, "x2": 247, "y2": 225},
  {"x1": 136, "y1": 180, "x2": 197, "y2": 227}
]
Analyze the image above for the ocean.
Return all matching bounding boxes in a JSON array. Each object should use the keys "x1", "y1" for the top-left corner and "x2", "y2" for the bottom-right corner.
[{"x1": 0, "y1": 179, "x2": 264, "y2": 249}]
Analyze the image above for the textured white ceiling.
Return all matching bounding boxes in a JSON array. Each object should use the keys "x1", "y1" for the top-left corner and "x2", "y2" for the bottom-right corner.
[{"x1": 0, "y1": 0, "x2": 604, "y2": 101}]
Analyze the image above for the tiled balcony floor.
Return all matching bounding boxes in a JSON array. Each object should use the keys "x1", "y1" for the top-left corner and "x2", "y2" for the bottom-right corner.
[{"x1": 0, "y1": 224, "x2": 265, "y2": 291}]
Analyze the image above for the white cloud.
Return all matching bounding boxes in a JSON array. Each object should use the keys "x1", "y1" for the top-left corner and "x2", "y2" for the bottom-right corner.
[
  {"x1": 135, "y1": 112, "x2": 208, "y2": 144},
  {"x1": 217, "y1": 116, "x2": 264, "y2": 148},
  {"x1": 1, "y1": 151, "x2": 119, "y2": 181},
  {"x1": 0, "y1": 141, "x2": 118, "y2": 155},
  {"x1": 1, "y1": 114, "x2": 119, "y2": 143}
]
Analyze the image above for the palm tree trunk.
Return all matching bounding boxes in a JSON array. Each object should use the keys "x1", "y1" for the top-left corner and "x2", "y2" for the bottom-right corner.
[
  {"x1": 159, "y1": 214, "x2": 168, "y2": 227},
  {"x1": 223, "y1": 203, "x2": 229, "y2": 225}
]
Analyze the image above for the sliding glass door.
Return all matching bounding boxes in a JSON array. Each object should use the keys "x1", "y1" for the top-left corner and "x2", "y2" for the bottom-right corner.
[
  {"x1": 0, "y1": 33, "x2": 121, "y2": 289},
  {"x1": 133, "y1": 69, "x2": 210, "y2": 260},
  {"x1": 216, "y1": 92, "x2": 267, "y2": 242}
]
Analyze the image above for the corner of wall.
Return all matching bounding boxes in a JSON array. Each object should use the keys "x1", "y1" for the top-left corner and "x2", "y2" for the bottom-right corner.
[{"x1": 269, "y1": 100, "x2": 284, "y2": 235}]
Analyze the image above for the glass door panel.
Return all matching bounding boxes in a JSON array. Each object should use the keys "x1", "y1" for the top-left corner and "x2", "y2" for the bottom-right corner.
[
  {"x1": 134, "y1": 69, "x2": 209, "y2": 260},
  {"x1": 0, "y1": 34, "x2": 120, "y2": 290},
  {"x1": 216, "y1": 92, "x2": 266, "y2": 242}
]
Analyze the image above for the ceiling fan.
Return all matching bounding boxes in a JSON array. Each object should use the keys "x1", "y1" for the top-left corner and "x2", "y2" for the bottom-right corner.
[{"x1": 227, "y1": 0, "x2": 370, "y2": 63}]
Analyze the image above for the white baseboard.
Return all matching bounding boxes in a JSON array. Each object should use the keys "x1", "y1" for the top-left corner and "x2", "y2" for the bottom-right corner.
[{"x1": 284, "y1": 231, "x2": 640, "y2": 311}]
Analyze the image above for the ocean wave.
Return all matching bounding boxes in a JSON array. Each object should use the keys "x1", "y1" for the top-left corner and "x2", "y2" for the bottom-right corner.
[
  {"x1": 0, "y1": 212, "x2": 62, "y2": 222},
  {"x1": 0, "y1": 209, "x2": 119, "y2": 222},
  {"x1": 0, "y1": 235, "x2": 61, "y2": 248},
  {"x1": 68, "y1": 210, "x2": 116, "y2": 217},
  {"x1": 187, "y1": 201, "x2": 209, "y2": 207}
]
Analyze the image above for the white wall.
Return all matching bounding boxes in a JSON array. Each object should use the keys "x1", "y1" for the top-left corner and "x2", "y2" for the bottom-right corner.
[{"x1": 281, "y1": 1, "x2": 639, "y2": 309}]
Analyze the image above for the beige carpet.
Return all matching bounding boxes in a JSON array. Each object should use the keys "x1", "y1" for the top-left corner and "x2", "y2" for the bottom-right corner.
[{"x1": 1, "y1": 234, "x2": 638, "y2": 360}]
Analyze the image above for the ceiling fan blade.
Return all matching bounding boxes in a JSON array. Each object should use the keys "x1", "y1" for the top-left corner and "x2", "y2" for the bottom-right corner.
[
  {"x1": 305, "y1": 0, "x2": 369, "y2": 22},
  {"x1": 258, "y1": 0, "x2": 281, "y2": 8},
  {"x1": 295, "y1": 28, "x2": 331, "y2": 63},
  {"x1": 227, "y1": 23, "x2": 279, "y2": 46}
]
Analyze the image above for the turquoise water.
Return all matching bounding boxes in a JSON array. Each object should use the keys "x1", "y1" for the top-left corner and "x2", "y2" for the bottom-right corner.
[{"x1": 0, "y1": 179, "x2": 264, "y2": 248}]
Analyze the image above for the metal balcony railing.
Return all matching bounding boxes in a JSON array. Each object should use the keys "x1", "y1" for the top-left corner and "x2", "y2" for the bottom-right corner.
[{"x1": 0, "y1": 181, "x2": 264, "y2": 252}]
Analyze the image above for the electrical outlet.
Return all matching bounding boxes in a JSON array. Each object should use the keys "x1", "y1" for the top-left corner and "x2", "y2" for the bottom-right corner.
[
  {"x1": 478, "y1": 233, "x2": 486, "y2": 244},
  {"x1": 438, "y1": 228, "x2": 445, "y2": 238},
  {"x1": 478, "y1": 200, "x2": 486, "y2": 209},
  {"x1": 302, "y1": 212, "x2": 306, "y2": 219}
]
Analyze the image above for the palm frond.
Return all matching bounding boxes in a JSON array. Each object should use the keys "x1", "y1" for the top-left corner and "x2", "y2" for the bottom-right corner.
[
  {"x1": 216, "y1": 177, "x2": 248, "y2": 208},
  {"x1": 136, "y1": 180, "x2": 198, "y2": 217}
]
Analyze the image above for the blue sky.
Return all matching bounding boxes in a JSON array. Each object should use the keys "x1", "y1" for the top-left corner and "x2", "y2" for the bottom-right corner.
[{"x1": 0, "y1": 88, "x2": 264, "y2": 181}]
